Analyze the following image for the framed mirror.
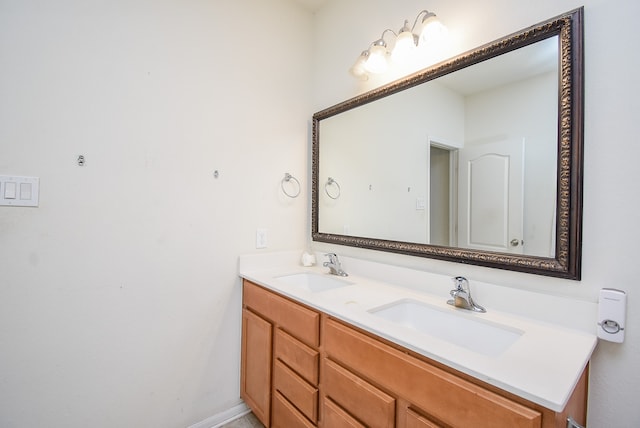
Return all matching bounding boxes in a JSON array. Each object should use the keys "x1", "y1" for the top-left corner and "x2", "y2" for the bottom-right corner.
[{"x1": 312, "y1": 8, "x2": 583, "y2": 279}]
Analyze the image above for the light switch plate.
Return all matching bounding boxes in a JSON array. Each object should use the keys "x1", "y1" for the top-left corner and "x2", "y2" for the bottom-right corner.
[
  {"x1": 256, "y1": 228, "x2": 268, "y2": 249},
  {"x1": 0, "y1": 175, "x2": 39, "y2": 207}
]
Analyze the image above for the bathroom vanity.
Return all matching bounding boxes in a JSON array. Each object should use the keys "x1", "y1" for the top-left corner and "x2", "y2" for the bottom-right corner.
[
  {"x1": 240, "y1": 9, "x2": 592, "y2": 427},
  {"x1": 239, "y1": 252, "x2": 596, "y2": 428}
]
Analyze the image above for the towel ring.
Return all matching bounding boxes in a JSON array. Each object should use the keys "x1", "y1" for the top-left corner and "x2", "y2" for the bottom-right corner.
[
  {"x1": 325, "y1": 177, "x2": 341, "y2": 200},
  {"x1": 281, "y1": 173, "x2": 301, "y2": 198}
]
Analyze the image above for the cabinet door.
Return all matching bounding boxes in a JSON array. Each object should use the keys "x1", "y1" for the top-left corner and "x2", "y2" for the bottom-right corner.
[{"x1": 241, "y1": 309, "x2": 272, "y2": 427}]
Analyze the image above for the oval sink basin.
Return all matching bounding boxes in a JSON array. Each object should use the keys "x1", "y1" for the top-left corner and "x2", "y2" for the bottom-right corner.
[
  {"x1": 275, "y1": 273, "x2": 354, "y2": 292},
  {"x1": 369, "y1": 299, "x2": 523, "y2": 357}
]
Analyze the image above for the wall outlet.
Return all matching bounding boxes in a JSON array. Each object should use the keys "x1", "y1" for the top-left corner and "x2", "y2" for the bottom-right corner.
[{"x1": 256, "y1": 229, "x2": 268, "y2": 249}]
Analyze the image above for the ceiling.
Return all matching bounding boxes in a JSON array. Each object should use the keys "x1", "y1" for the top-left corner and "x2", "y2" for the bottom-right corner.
[{"x1": 437, "y1": 36, "x2": 559, "y2": 96}]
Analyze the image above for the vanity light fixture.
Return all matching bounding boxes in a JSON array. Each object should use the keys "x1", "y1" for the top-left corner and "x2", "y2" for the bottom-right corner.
[{"x1": 349, "y1": 9, "x2": 447, "y2": 80}]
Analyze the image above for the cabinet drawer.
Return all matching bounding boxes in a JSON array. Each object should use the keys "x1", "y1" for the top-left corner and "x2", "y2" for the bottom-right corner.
[
  {"x1": 322, "y1": 358, "x2": 395, "y2": 428},
  {"x1": 324, "y1": 318, "x2": 542, "y2": 428},
  {"x1": 273, "y1": 359, "x2": 318, "y2": 422},
  {"x1": 272, "y1": 391, "x2": 315, "y2": 428},
  {"x1": 275, "y1": 328, "x2": 319, "y2": 385},
  {"x1": 406, "y1": 408, "x2": 442, "y2": 428},
  {"x1": 243, "y1": 280, "x2": 320, "y2": 347},
  {"x1": 323, "y1": 397, "x2": 365, "y2": 428}
]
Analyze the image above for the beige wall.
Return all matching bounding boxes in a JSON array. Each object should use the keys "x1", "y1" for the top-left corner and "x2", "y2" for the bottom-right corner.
[
  {"x1": 0, "y1": 0, "x2": 312, "y2": 426},
  {"x1": 312, "y1": 0, "x2": 640, "y2": 426},
  {"x1": 2, "y1": 0, "x2": 639, "y2": 427}
]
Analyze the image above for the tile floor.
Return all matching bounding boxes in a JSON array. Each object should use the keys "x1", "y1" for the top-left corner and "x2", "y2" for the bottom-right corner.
[{"x1": 220, "y1": 412, "x2": 264, "y2": 428}]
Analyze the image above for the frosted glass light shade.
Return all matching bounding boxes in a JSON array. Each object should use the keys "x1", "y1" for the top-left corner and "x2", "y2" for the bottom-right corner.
[
  {"x1": 391, "y1": 31, "x2": 417, "y2": 63},
  {"x1": 364, "y1": 44, "x2": 389, "y2": 73},
  {"x1": 349, "y1": 52, "x2": 369, "y2": 80},
  {"x1": 419, "y1": 15, "x2": 448, "y2": 45}
]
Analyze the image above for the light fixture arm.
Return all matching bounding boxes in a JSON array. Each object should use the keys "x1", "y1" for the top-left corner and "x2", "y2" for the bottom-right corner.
[
  {"x1": 410, "y1": 9, "x2": 436, "y2": 33},
  {"x1": 370, "y1": 28, "x2": 397, "y2": 48},
  {"x1": 397, "y1": 19, "x2": 419, "y2": 47}
]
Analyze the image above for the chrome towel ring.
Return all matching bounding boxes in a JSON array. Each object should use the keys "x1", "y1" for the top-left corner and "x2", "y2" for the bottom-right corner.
[
  {"x1": 281, "y1": 173, "x2": 301, "y2": 198},
  {"x1": 325, "y1": 177, "x2": 341, "y2": 200}
]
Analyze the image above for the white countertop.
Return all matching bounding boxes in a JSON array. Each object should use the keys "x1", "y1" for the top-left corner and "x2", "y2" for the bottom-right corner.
[{"x1": 238, "y1": 251, "x2": 598, "y2": 412}]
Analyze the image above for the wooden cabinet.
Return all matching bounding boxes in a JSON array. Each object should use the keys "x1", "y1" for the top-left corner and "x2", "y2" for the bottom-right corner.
[
  {"x1": 273, "y1": 391, "x2": 316, "y2": 428},
  {"x1": 241, "y1": 280, "x2": 320, "y2": 427},
  {"x1": 322, "y1": 317, "x2": 587, "y2": 428},
  {"x1": 322, "y1": 357, "x2": 396, "y2": 428},
  {"x1": 240, "y1": 308, "x2": 272, "y2": 425},
  {"x1": 241, "y1": 281, "x2": 588, "y2": 428},
  {"x1": 323, "y1": 397, "x2": 366, "y2": 428},
  {"x1": 403, "y1": 407, "x2": 442, "y2": 428}
]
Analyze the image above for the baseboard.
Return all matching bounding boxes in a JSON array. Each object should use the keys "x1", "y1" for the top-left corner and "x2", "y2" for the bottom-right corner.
[{"x1": 188, "y1": 402, "x2": 251, "y2": 428}]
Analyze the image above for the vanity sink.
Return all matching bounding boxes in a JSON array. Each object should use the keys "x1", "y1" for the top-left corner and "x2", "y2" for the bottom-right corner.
[
  {"x1": 275, "y1": 273, "x2": 354, "y2": 292},
  {"x1": 369, "y1": 299, "x2": 523, "y2": 357}
]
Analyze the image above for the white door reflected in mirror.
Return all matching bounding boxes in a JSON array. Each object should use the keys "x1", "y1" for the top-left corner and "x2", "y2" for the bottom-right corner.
[{"x1": 458, "y1": 138, "x2": 526, "y2": 255}]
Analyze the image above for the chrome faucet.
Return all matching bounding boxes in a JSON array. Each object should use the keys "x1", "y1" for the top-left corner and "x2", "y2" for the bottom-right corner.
[
  {"x1": 447, "y1": 276, "x2": 486, "y2": 313},
  {"x1": 323, "y1": 253, "x2": 348, "y2": 277}
]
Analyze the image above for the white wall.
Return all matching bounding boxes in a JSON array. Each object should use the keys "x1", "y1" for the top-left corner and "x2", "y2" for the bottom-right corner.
[
  {"x1": 0, "y1": 0, "x2": 312, "y2": 427},
  {"x1": 318, "y1": 80, "x2": 464, "y2": 242},
  {"x1": 465, "y1": 71, "x2": 558, "y2": 256},
  {"x1": 312, "y1": 0, "x2": 640, "y2": 426}
]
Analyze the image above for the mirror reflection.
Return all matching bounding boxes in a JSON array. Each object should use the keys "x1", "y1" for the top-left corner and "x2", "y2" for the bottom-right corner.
[
  {"x1": 312, "y1": 8, "x2": 583, "y2": 279},
  {"x1": 319, "y1": 38, "x2": 558, "y2": 258}
]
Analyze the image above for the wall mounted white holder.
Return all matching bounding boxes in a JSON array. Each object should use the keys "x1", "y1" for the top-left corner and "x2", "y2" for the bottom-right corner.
[{"x1": 597, "y1": 288, "x2": 626, "y2": 343}]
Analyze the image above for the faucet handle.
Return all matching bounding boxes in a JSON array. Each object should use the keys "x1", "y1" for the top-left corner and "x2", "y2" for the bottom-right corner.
[
  {"x1": 452, "y1": 276, "x2": 469, "y2": 291},
  {"x1": 325, "y1": 253, "x2": 338, "y2": 264},
  {"x1": 323, "y1": 253, "x2": 348, "y2": 276},
  {"x1": 449, "y1": 276, "x2": 485, "y2": 313}
]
